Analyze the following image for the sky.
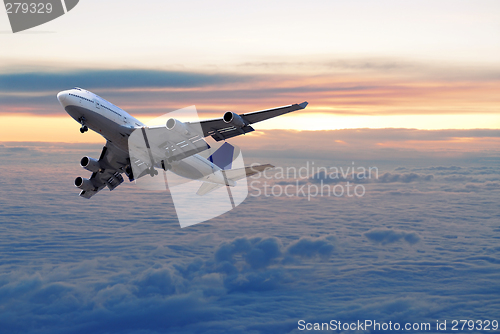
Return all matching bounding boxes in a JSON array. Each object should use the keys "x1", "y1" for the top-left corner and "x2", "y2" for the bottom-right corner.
[
  {"x1": 1, "y1": 0, "x2": 499, "y2": 143},
  {"x1": 1, "y1": 1, "x2": 500, "y2": 333}
]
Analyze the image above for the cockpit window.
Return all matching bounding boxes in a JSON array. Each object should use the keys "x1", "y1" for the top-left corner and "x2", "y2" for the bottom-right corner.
[{"x1": 72, "y1": 87, "x2": 82, "y2": 91}]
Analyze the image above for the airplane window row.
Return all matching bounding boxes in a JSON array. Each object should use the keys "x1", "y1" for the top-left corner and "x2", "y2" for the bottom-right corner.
[
  {"x1": 100, "y1": 104, "x2": 121, "y2": 117},
  {"x1": 69, "y1": 93, "x2": 92, "y2": 103},
  {"x1": 68, "y1": 93, "x2": 123, "y2": 118}
]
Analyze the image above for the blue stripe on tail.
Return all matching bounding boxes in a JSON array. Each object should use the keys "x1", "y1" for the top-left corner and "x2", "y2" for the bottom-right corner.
[{"x1": 208, "y1": 142, "x2": 235, "y2": 170}]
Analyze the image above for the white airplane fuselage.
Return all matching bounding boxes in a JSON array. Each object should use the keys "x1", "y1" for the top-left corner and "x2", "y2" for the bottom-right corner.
[
  {"x1": 58, "y1": 88, "x2": 141, "y2": 147},
  {"x1": 57, "y1": 87, "x2": 232, "y2": 185}
]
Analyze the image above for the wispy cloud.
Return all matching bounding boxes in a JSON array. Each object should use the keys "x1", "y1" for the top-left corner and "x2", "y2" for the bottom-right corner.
[
  {"x1": 0, "y1": 69, "x2": 253, "y2": 92},
  {"x1": 1, "y1": 62, "x2": 499, "y2": 123}
]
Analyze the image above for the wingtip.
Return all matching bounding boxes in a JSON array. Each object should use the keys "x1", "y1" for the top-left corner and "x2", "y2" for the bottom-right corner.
[{"x1": 299, "y1": 101, "x2": 308, "y2": 109}]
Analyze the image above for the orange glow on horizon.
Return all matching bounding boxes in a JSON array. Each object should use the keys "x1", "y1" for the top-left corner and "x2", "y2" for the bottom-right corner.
[
  {"x1": 0, "y1": 115, "x2": 104, "y2": 143},
  {"x1": 1, "y1": 68, "x2": 499, "y2": 143},
  {"x1": 1, "y1": 112, "x2": 499, "y2": 144}
]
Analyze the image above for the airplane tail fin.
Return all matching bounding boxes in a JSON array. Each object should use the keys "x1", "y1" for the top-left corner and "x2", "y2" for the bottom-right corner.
[
  {"x1": 196, "y1": 164, "x2": 274, "y2": 196},
  {"x1": 207, "y1": 142, "x2": 239, "y2": 170}
]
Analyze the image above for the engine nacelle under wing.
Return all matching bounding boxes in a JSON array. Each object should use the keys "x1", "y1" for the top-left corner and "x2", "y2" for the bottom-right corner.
[
  {"x1": 166, "y1": 118, "x2": 190, "y2": 135},
  {"x1": 80, "y1": 156, "x2": 101, "y2": 172},
  {"x1": 74, "y1": 177, "x2": 95, "y2": 192},
  {"x1": 223, "y1": 111, "x2": 247, "y2": 128}
]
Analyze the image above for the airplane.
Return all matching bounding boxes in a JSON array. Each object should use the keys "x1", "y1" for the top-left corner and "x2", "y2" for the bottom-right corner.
[{"x1": 57, "y1": 87, "x2": 308, "y2": 199}]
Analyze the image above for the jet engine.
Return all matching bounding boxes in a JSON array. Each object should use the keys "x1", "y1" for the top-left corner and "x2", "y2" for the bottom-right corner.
[
  {"x1": 166, "y1": 118, "x2": 190, "y2": 135},
  {"x1": 74, "y1": 177, "x2": 94, "y2": 191},
  {"x1": 80, "y1": 156, "x2": 101, "y2": 172},
  {"x1": 223, "y1": 111, "x2": 246, "y2": 128}
]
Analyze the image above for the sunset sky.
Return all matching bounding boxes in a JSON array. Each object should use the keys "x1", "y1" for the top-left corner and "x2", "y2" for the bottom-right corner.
[
  {"x1": 1, "y1": 2, "x2": 500, "y2": 333},
  {"x1": 1, "y1": 0, "x2": 499, "y2": 143}
]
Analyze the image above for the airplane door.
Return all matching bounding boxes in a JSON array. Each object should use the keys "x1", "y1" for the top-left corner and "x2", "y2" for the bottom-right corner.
[{"x1": 94, "y1": 98, "x2": 100, "y2": 109}]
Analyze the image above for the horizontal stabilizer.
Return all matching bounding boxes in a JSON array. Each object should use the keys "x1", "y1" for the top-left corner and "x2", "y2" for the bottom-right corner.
[
  {"x1": 196, "y1": 164, "x2": 274, "y2": 196},
  {"x1": 223, "y1": 164, "x2": 274, "y2": 181},
  {"x1": 196, "y1": 182, "x2": 224, "y2": 196}
]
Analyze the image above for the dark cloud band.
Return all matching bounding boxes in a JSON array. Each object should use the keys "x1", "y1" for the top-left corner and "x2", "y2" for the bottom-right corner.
[{"x1": 0, "y1": 70, "x2": 253, "y2": 92}]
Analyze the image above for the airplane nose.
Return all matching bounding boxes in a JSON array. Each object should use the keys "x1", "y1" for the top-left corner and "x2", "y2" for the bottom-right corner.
[{"x1": 57, "y1": 91, "x2": 67, "y2": 104}]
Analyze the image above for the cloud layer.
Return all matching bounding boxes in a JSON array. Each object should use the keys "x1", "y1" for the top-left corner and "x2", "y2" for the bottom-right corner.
[{"x1": 0, "y1": 143, "x2": 498, "y2": 333}]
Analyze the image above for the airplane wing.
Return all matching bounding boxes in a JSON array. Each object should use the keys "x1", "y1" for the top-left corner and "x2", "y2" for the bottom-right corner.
[
  {"x1": 189, "y1": 102, "x2": 308, "y2": 141},
  {"x1": 78, "y1": 141, "x2": 132, "y2": 199},
  {"x1": 128, "y1": 102, "x2": 307, "y2": 170}
]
